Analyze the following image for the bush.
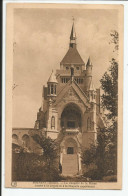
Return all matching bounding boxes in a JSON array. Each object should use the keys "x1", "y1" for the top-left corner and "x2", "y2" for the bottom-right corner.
[
  {"x1": 83, "y1": 169, "x2": 103, "y2": 181},
  {"x1": 12, "y1": 152, "x2": 61, "y2": 182},
  {"x1": 102, "y1": 175, "x2": 117, "y2": 182}
]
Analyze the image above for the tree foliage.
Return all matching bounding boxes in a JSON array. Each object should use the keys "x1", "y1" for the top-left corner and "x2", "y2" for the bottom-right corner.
[
  {"x1": 82, "y1": 30, "x2": 118, "y2": 180},
  {"x1": 12, "y1": 134, "x2": 60, "y2": 182},
  {"x1": 100, "y1": 58, "x2": 118, "y2": 120},
  {"x1": 32, "y1": 134, "x2": 59, "y2": 168},
  {"x1": 82, "y1": 130, "x2": 108, "y2": 179}
]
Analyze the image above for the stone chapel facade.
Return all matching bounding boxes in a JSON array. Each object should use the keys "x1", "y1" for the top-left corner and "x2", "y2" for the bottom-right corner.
[
  {"x1": 12, "y1": 22, "x2": 105, "y2": 176},
  {"x1": 34, "y1": 22, "x2": 105, "y2": 175}
]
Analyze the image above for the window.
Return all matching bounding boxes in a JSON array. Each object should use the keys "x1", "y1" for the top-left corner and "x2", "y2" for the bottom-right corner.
[
  {"x1": 87, "y1": 117, "x2": 91, "y2": 130},
  {"x1": 51, "y1": 116, "x2": 55, "y2": 129},
  {"x1": 22, "y1": 134, "x2": 30, "y2": 147},
  {"x1": 75, "y1": 78, "x2": 83, "y2": 84},
  {"x1": 61, "y1": 77, "x2": 70, "y2": 83},
  {"x1": 76, "y1": 67, "x2": 79, "y2": 70},
  {"x1": 67, "y1": 121, "x2": 75, "y2": 128},
  {"x1": 67, "y1": 147, "x2": 74, "y2": 154},
  {"x1": 12, "y1": 134, "x2": 18, "y2": 140},
  {"x1": 51, "y1": 84, "x2": 53, "y2": 94}
]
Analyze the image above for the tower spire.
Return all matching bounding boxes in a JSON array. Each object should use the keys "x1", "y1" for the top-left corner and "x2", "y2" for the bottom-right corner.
[{"x1": 70, "y1": 18, "x2": 76, "y2": 48}]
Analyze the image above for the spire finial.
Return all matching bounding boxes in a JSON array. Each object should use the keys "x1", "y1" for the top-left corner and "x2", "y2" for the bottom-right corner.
[{"x1": 70, "y1": 17, "x2": 76, "y2": 48}]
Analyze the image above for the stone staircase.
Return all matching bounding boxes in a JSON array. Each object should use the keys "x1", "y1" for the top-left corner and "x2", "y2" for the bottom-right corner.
[{"x1": 62, "y1": 154, "x2": 78, "y2": 176}]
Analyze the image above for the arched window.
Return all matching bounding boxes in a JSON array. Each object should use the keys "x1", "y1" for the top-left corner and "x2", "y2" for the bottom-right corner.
[
  {"x1": 12, "y1": 134, "x2": 18, "y2": 140},
  {"x1": 51, "y1": 116, "x2": 55, "y2": 129},
  {"x1": 87, "y1": 117, "x2": 91, "y2": 130},
  {"x1": 22, "y1": 134, "x2": 30, "y2": 147},
  {"x1": 12, "y1": 134, "x2": 18, "y2": 143}
]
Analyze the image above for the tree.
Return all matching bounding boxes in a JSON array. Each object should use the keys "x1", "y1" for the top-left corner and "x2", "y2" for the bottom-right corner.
[
  {"x1": 12, "y1": 135, "x2": 61, "y2": 181},
  {"x1": 82, "y1": 129, "x2": 108, "y2": 180},
  {"x1": 32, "y1": 134, "x2": 59, "y2": 168},
  {"x1": 100, "y1": 58, "x2": 118, "y2": 120},
  {"x1": 82, "y1": 31, "x2": 118, "y2": 180},
  {"x1": 100, "y1": 30, "x2": 118, "y2": 174},
  {"x1": 32, "y1": 134, "x2": 60, "y2": 181}
]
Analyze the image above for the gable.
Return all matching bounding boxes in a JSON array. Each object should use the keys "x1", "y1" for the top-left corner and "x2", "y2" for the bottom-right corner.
[{"x1": 54, "y1": 80, "x2": 90, "y2": 108}]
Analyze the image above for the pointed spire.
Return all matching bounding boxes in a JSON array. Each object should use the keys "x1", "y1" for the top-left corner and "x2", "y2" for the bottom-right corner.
[
  {"x1": 47, "y1": 70, "x2": 58, "y2": 84},
  {"x1": 86, "y1": 57, "x2": 92, "y2": 66},
  {"x1": 70, "y1": 18, "x2": 76, "y2": 48},
  {"x1": 70, "y1": 22, "x2": 76, "y2": 40}
]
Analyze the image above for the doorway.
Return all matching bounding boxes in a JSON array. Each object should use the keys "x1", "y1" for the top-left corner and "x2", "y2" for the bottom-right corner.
[{"x1": 67, "y1": 147, "x2": 74, "y2": 154}]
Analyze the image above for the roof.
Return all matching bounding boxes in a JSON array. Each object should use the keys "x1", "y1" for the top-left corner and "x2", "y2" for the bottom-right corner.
[
  {"x1": 70, "y1": 22, "x2": 76, "y2": 40},
  {"x1": 55, "y1": 79, "x2": 90, "y2": 108},
  {"x1": 86, "y1": 57, "x2": 92, "y2": 66},
  {"x1": 88, "y1": 79, "x2": 96, "y2": 91},
  {"x1": 60, "y1": 47, "x2": 85, "y2": 65},
  {"x1": 47, "y1": 70, "x2": 58, "y2": 83}
]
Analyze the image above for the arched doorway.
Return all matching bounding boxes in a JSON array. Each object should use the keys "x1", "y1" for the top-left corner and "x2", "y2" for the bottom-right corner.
[{"x1": 61, "y1": 103, "x2": 82, "y2": 130}]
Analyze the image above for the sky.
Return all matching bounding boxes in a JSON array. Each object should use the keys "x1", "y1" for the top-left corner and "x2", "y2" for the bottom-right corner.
[{"x1": 13, "y1": 7, "x2": 118, "y2": 128}]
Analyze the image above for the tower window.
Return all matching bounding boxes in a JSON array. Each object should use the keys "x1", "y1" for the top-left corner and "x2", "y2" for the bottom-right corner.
[{"x1": 51, "y1": 84, "x2": 53, "y2": 94}]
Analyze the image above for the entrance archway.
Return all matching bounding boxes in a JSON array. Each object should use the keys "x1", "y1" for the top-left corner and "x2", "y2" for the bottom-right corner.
[{"x1": 61, "y1": 103, "x2": 82, "y2": 130}]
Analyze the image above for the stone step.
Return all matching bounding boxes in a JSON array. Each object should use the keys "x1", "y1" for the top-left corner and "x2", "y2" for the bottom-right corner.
[{"x1": 62, "y1": 154, "x2": 78, "y2": 176}]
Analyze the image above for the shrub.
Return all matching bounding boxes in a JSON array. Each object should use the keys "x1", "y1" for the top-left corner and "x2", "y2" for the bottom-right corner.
[
  {"x1": 83, "y1": 169, "x2": 103, "y2": 181},
  {"x1": 12, "y1": 151, "x2": 61, "y2": 182}
]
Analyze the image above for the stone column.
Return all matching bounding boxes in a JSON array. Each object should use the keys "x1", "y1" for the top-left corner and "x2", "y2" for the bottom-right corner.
[
  {"x1": 78, "y1": 152, "x2": 82, "y2": 174},
  {"x1": 60, "y1": 152, "x2": 63, "y2": 165}
]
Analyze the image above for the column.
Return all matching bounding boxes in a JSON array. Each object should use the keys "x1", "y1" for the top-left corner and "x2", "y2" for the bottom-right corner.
[
  {"x1": 60, "y1": 152, "x2": 63, "y2": 165},
  {"x1": 78, "y1": 152, "x2": 82, "y2": 174}
]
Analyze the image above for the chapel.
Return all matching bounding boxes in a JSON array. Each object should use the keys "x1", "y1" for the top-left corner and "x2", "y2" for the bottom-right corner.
[{"x1": 33, "y1": 22, "x2": 105, "y2": 175}]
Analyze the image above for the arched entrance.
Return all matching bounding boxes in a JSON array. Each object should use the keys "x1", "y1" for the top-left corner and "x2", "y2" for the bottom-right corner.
[
  {"x1": 61, "y1": 103, "x2": 82, "y2": 131},
  {"x1": 60, "y1": 103, "x2": 82, "y2": 176}
]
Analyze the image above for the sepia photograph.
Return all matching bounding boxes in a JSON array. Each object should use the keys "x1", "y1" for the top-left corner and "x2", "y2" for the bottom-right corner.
[{"x1": 5, "y1": 3, "x2": 123, "y2": 189}]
